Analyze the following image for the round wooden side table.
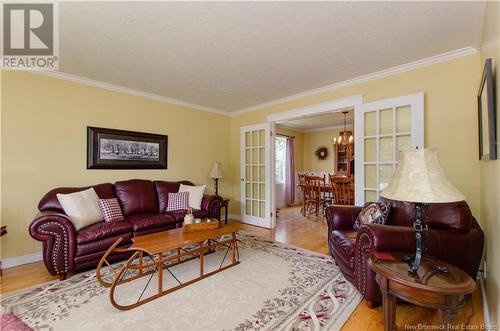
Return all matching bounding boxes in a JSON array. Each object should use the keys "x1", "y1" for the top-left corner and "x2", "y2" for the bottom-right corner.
[{"x1": 369, "y1": 253, "x2": 476, "y2": 331}]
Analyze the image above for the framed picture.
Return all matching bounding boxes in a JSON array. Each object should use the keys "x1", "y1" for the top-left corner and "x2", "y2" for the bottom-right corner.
[
  {"x1": 87, "y1": 127, "x2": 168, "y2": 169},
  {"x1": 478, "y1": 58, "x2": 497, "y2": 160}
]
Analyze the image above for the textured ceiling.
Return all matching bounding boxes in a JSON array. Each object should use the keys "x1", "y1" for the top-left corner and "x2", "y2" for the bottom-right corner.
[
  {"x1": 278, "y1": 110, "x2": 354, "y2": 132},
  {"x1": 58, "y1": 1, "x2": 485, "y2": 112}
]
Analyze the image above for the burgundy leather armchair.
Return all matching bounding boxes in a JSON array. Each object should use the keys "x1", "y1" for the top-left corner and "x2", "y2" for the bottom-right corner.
[
  {"x1": 29, "y1": 179, "x2": 223, "y2": 280},
  {"x1": 326, "y1": 198, "x2": 484, "y2": 306}
]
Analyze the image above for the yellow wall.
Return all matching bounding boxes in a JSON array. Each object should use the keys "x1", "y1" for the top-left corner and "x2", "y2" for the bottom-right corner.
[
  {"x1": 275, "y1": 126, "x2": 304, "y2": 173},
  {"x1": 229, "y1": 54, "x2": 482, "y2": 217},
  {"x1": 479, "y1": 2, "x2": 500, "y2": 326},
  {"x1": 1, "y1": 71, "x2": 230, "y2": 259},
  {"x1": 303, "y1": 127, "x2": 353, "y2": 173}
]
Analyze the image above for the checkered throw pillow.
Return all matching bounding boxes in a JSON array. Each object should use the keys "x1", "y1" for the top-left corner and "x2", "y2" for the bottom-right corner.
[
  {"x1": 98, "y1": 198, "x2": 124, "y2": 222},
  {"x1": 166, "y1": 191, "x2": 189, "y2": 212},
  {"x1": 353, "y1": 201, "x2": 391, "y2": 230}
]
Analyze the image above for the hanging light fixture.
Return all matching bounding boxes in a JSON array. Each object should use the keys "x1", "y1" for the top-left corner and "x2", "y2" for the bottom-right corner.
[{"x1": 333, "y1": 111, "x2": 353, "y2": 146}]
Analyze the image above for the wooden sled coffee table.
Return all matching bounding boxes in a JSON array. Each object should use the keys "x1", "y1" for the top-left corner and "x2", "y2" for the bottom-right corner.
[{"x1": 96, "y1": 223, "x2": 241, "y2": 310}]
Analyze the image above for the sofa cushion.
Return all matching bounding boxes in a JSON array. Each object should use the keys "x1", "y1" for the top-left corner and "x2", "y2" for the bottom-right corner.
[
  {"x1": 98, "y1": 198, "x2": 124, "y2": 222},
  {"x1": 330, "y1": 230, "x2": 357, "y2": 269},
  {"x1": 379, "y1": 198, "x2": 415, "y2": 227},
  {"x1": 166, "y1": 209, "x2": 208, "y2": 222},
  {"x1": 166, "y1": 192, "x2": 189, "y2": 212},
  {"x1": 154, "y1": 180, "x2": 194, "y2": 213},
  {"x1": 354, "y1": 202, "x2": 391, "y2": 230},
  {"x1": 379, "y1": 197, "x2": 472, "y2": 231},
  {"x1": 125, "y1": 214, "x2": 176, "y2": 232},
  {"x1": 427, "y1": 201, "x2": 472, "y2": 232},
  {"x1": 38, "y1": 183, "x2": 115, "y2": 213},
  {"x1": 77, "y1": 233, "x2": 133, "y2": 256},
  {"x1": 77, "y1": 220, "x2": 133, "y2": 245},
  {"x1": 115, "y1": 179, "x2": 158, "y2": 216},
  {"x1": 74, "y1": 246, "x2": 133, "y2": 270},
  {"x1": 57, "y1": 188, "x2": 104, "y2": 230},
  {"x1": 179, "y1": 184, "x2": 206, "y2": 210}
]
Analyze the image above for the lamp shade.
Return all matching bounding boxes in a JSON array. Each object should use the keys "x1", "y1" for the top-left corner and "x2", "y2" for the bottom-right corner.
[
  {"x1": 380, "y1": 148, "x2": 465, "y2": 203},
  {"x1": 209, "y1": 162, "x2": 224, "y2": 179}
]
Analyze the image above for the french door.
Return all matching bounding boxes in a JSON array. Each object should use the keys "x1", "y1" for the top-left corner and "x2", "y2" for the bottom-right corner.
[
  {"x1": 354, "y1": 92, "x2": 424, "y2": 205},
  {"x1": 240, "y1": 123, "x2": 275, "y2": 228}
]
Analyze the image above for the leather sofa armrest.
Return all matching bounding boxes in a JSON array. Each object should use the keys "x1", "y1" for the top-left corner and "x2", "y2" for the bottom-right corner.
[
  {"x1": 356, "y1": 224, "x2": 415, "y2": 252},
  {"x1": 29, "y1": 211, "x2": 77, "y2": 276},
  {"x1": 201, "y1": 195, "x2": 223, "y2": 220},
  {"x1": 354, "y1": 224, "x2": 415, "y2": 302},
  {"x1": 326, "y1": 205, "x2": 362, "y2": 232}
]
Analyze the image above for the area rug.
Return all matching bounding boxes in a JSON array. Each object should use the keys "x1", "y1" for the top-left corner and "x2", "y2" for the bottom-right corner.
[{"x1": 1, "y1": 232, "x2": 361, "y2": 331}]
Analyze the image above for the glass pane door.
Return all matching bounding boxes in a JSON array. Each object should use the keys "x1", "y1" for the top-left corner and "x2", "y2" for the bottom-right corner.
[
  {"x1": 355, "y1": 93, "x2": 423, "y2": 205},
  {"x1": 240, "y1": 123, "x2": 273, "y2": 228}
]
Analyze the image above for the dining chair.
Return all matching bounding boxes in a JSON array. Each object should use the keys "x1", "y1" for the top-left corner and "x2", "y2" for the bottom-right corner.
[
  {"x1": 304, "y1": 175, "x2": 330, "y2": 219},
  {"x1": 330, "y1": 176, "x2": 354, "y2": 205},
  {"x1": 297, "y1": 173, "x2": 308, "y2": 216}
]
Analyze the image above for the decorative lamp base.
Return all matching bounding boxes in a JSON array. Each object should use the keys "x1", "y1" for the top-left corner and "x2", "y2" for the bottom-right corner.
[{"x1": 214, "y1": 178, "x2": 219, "y2": 196}]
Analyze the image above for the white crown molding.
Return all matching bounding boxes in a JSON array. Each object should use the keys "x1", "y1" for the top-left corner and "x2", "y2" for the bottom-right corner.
[
  {"x1": 231, "y1": 47, "x2": 478, "y2": 116},
  {"x1": 30, "y1": 70, "x2": 230, "y2": 116},
  {"x1": 28, "y1": 46, "x2": 477, "y2": 117},
  {"x1": 473, "y1": 2, "x2": 487, "y2": 50},
  {"x1": 2, "y1": 251, "x2": 43, "y2": 269}
]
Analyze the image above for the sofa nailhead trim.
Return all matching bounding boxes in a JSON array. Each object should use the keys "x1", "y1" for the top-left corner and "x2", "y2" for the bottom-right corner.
[
  {"x1": 355, "y1": 231, "x2": 373, "y2": 296},
  {"x1": 37, "y1": 221, "x2": 69, "y2": 274}
]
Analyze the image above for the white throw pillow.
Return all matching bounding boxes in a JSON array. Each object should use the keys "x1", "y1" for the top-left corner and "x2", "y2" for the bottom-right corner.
[
  {"x1": 179, "y1": 184, "x2": 206, "y2": 210},
  {"x1": 57, "y1": 188, "x2": 104, "y2": 230}
]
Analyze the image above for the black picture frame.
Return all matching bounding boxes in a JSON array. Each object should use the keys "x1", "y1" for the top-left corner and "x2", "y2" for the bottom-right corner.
[
  {"x1": 478, "y1": 58, "x2": 497, "y2": 160},
  {"x1": 87, "y1": 127, "x2": 168, "y2": 169}
]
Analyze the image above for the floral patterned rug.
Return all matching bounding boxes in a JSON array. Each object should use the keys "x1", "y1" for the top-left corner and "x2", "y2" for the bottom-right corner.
[{"x1": 1, "y1": 232, "x2": 361, "y2": 331}]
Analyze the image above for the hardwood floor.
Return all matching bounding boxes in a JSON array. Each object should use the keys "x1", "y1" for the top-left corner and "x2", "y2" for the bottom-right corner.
[
  {"x1": 241, "y1": 206, "x2": 484, "y2": 331},
  {"x1": 1, "y1": 206, "x2": 484, "y2": 330}
]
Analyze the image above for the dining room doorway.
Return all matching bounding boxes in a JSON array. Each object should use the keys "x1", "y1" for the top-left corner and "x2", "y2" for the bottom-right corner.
[
  {"x1": 273, "y1": 108, "x2": 355, "y2": 221},
  {"x1": 266, "y1": 95, "x2": 363, "y2": 223},
  {"x1": 267, "y1": 92, "x2": 425, "y2": 226}
]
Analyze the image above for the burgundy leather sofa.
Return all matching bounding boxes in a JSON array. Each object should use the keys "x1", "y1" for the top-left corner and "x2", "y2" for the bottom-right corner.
[
  {"x1": 326, "y1": 198, "x2": 484, "y2": 307},
  {"x1": 29, "y1": 179, "x2": 223, "y2": 280}
]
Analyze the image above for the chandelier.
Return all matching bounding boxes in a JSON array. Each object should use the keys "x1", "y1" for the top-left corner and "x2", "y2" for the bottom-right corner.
[{"x1": 332, "y1": 111, "x2": 353, "y2": 145}]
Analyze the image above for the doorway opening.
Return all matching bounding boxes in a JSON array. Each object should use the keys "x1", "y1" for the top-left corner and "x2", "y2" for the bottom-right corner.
[
  {"x1": 273, "y1": 108, "x2": 356, "y2": 222},
  {"x1": 239, "y1": 93, "x2": 423, "y2": 229}
]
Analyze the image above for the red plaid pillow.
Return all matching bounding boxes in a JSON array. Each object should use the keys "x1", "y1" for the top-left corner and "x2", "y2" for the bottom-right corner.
[
  {"x1": 166, "y1": 192, "x2": 189, "y2": 211},
  {"x1": 98, "y1": 198, "x2": 124, "y2": 222}
]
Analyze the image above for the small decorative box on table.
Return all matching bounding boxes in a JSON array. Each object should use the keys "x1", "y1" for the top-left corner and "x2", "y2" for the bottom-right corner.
[{"x1": 183, "y1": 219, "x2": 220, "y2": 232}]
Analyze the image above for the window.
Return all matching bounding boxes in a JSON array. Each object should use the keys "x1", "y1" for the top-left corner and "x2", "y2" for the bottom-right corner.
[{"x1": 275, "y1": 136, "x2": 287, "y2": 183}]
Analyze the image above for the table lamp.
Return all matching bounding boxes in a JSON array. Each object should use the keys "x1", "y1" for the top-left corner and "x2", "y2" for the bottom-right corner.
[
  {"x1": 209, "y1": 162, "x2": 224, "y2": 196},
  {"x1": 380, "y1": 148, "x2": 465, "y2": 273}
]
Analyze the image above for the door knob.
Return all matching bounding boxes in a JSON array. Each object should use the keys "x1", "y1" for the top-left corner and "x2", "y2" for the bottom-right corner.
[{"x1": 241, "y1": 178, "x2": 245, "y2": 181}]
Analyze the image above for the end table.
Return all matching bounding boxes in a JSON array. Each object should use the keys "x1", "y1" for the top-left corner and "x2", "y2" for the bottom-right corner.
[
  {"x1": 0, "y1": 225, "x2": 7, "y2": 276},
  {"x1": 369, "y1": 252, "x2": 476, "y2": 331},
  {"x1": 220, "y1": 198, "x2": 229, "y2": 225}
]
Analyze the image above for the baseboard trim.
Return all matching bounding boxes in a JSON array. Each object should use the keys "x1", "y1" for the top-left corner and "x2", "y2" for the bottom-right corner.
[
  {"x1": 478, "y1": 272, "x2": 492, "y2": 329},
  {"x1": 2, "y1": 251, "x2": 43, "y2": 269}
]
